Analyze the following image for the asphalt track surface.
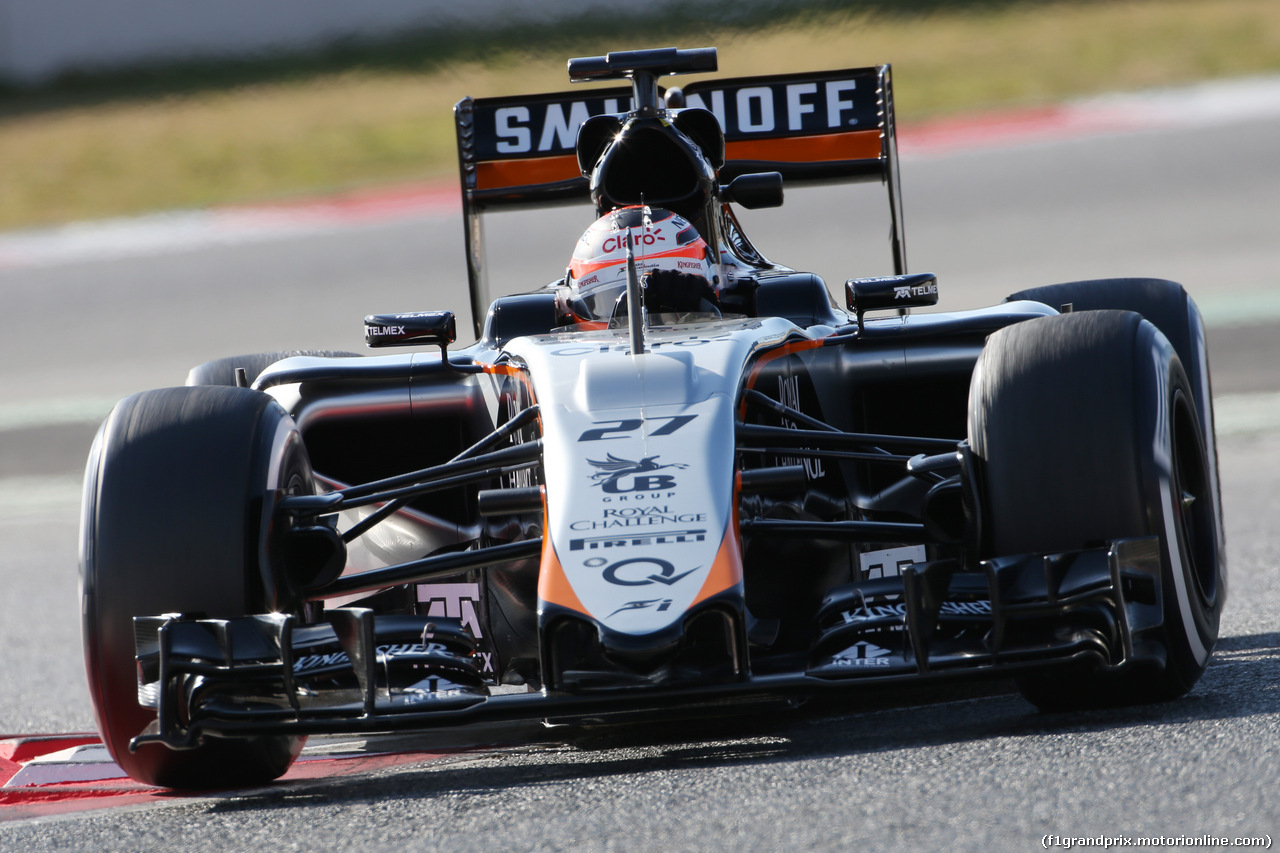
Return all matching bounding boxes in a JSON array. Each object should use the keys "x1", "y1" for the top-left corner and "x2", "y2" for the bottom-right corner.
[{"x1": 1, "y1": 92, "x2": 1279, "y2": 849}]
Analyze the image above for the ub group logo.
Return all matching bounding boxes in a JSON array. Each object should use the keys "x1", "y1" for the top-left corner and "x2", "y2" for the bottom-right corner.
[{"x1": 587, "y1": 454, "x2": 687, "y2": 494}]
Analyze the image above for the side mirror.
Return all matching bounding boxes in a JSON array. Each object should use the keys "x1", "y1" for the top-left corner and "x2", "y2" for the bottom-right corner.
[
  {"x1": 364, "y1": 310, "x2": 456, "y2": 348},
  {"x1": 721, "y1": 171, "x2": 783, "y2": 210},
  {"x1": 845, "y1": 273, "x2": 939, "y2": 330}
]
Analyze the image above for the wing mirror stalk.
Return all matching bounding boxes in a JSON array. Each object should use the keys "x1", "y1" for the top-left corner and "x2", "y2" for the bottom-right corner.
[
  {"x1": 720, "y1": 171, "x2": 784, "y2": 209},
  {"x1": 845, "y1": 273, "x2": 939, "y2": 332},
  {"x1": 364, "y1": 310, "x2": 475, "y2": 372}
]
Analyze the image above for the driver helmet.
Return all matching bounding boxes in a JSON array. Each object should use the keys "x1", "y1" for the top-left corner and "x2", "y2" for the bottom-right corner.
[{"x1": 566, "y1": 205, "x2": 718, "y2": 321}]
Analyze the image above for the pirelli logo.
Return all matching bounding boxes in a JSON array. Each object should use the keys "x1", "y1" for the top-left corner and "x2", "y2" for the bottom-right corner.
[{"x1": 569, "y1": 529, "x2": 707, "y2": 551}]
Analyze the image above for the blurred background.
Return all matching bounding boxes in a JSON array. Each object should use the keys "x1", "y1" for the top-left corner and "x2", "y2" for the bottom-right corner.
[{"x1": 2, "y1": 0, "x2": 1278, "y2": 230}]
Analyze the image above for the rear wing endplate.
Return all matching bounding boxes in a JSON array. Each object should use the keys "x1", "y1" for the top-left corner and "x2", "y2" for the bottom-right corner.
[{"x1": 454, "y1": 65, "x2": 904, "y2": 335}]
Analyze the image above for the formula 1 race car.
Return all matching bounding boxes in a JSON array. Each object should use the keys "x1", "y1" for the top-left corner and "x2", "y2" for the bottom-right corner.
[{"x1": 80, "y1": 47, "x2": 1226, "y2": 789}]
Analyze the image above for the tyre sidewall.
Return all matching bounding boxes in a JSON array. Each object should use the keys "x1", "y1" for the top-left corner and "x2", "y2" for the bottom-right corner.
[
  {"x1": 1134, "y1": 323, "x2": 1220, "y2": 692},
  {"x1": 81, "y1": 386, "x2": 307, "y2": 787}
]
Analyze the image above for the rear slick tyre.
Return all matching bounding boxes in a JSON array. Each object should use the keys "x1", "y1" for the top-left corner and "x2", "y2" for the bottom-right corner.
[
  {"x1": 81, "y1": 386, "x2": 309, "y2": 788},
  {"x1": 967, "y1": 311, "x2": 1223, "y2": 711},
  {"x1": 185, "y1": 350, "x2": 360, "y2": 387}
]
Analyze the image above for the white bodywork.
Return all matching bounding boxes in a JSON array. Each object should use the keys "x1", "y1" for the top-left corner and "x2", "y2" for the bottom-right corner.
[{"x1": 507, "y1": 317, "x2": 802, "y2": 634}]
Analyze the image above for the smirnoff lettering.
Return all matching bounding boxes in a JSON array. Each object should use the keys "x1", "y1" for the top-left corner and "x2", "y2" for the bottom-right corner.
[
  {"x1": 684, "y1": 80, "x2": 861, "y2": 135},
  {"x1": 486, "y1": 79, "x2": 868, "y2": 157},
  {"x1": 293, "y1": 642, "x2": 450, "y2": 673},
  {"x1": 840, "y1": 599, "x2": 993, "y2": 624}
]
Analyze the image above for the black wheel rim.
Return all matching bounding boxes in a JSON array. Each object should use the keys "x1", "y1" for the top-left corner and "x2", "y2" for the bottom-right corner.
[{"x1": 1171, "y1": 390, "x2": 1217, "y2": 607}]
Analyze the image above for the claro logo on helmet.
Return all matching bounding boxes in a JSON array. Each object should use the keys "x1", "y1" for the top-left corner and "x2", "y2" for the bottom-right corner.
[
  {"x1": 601, "y1": 229, "x2": 666, "y2": 253},
  {"x1": 567, "y1": 206, "x2": 713, "y2": 321}
]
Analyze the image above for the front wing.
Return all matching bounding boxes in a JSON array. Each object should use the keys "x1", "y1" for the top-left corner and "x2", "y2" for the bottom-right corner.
[{"x1": 132, "y1": 537, "x2": 1165, "y2": 751}]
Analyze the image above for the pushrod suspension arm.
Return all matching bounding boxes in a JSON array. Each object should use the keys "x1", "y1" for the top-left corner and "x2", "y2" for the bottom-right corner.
[
  {"x1": 281, "y1": 440, "x2": 542, "y2": 515},
  {"x1": 339, "y1": 406, "x2": 542, "y2": 542},
  {"x1": 735, "y1": 423, "x2": 959, "y2": 453},
  {"x1": 737, "y1": 446, "x2": 915, "y2": 465},
  {"x1": 740, "y1": 517, "x2": 930, "y2": 544}
]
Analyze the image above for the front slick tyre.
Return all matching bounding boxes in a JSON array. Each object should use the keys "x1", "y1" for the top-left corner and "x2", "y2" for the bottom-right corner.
[
  {"x1": 968, "y1": 311, "x2": 1223, "y2": 711},
  {"x1": 81, "y1": 386, "x2": 308, "y2": 788}
]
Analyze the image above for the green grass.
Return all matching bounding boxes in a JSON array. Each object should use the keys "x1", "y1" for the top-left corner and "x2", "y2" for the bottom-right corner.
[{"x1": 2, "y1": 0, "x2": 1279, "y2": 230}]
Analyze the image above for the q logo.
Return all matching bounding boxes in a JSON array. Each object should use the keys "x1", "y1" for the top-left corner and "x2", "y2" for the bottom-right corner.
[{"x1": 602, "y1": 558, "x2": 698, "y2": 587}]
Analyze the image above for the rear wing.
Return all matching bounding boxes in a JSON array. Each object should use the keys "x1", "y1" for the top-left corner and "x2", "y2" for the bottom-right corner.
[{"x1": 454, "y1": 64, "x2": 904, "y2": 335}]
